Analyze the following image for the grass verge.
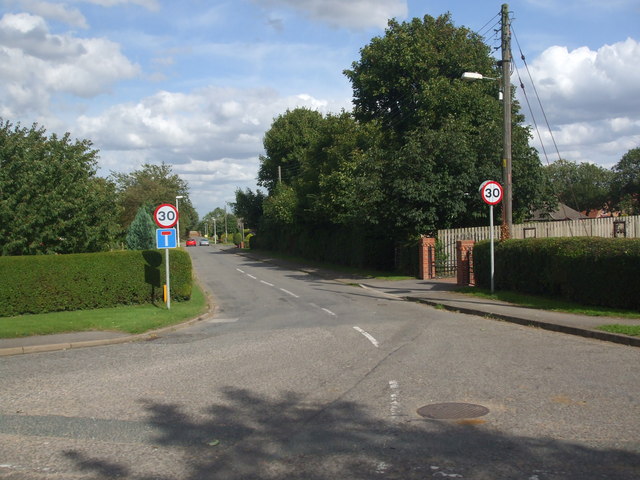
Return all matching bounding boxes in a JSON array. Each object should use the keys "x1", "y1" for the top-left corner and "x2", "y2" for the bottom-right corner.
[
  {"x1": 0, "y1": 283, "x2": 208, "y2": 339},
  {"x1": 457, "y1": 287, "x2": 640, "y2": 319},
  {"x1": 597, "y1": 325, "x2": 640, "y2": 336}
]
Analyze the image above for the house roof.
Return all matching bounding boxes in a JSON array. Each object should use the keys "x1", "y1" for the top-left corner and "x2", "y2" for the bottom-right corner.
[{"x1": 529, "y1": 203, "x2": 589, "y2": 221}]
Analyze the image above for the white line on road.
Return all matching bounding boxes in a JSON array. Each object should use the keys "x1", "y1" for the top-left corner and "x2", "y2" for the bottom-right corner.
[
  {"x1": 353, "y1": 326, "x2": 379, "y2": 347},
  {"x1": 236, "y1": 268, "x2": 245, "y2": 273},
  {"x1": 260, "y1": 280, "x2": 274, "y2": 287},
  {"x1": 247, "y1": 274, "x2": 257, "y2": 280},
  {"x1": 322, "y1": 308, "x2": 336, "y2": 316},
  {"x1": 389, "y1": 380, "x2": 401, "y2": 417},
  {"x1": 280, "y1": 288, "x2": 299, "y2": 298}
]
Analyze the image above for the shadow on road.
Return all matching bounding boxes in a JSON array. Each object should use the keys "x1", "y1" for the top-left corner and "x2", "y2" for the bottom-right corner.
[{"x1": 63, "y1": 387, "x2": 640, "y2": 479}]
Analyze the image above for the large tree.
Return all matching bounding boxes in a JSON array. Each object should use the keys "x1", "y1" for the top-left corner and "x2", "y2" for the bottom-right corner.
[
  {"x1": 344, "y1": 14, "x2": 548, "y2": 232},
  {"x1": 233, "y1": 188, "x2": 265, "y2": 229},
  {"x1": 111, "y1": 163, "x2": 197, "y2": 239},
  {"x1": 543, "y1": 159, "x2": 613, "y2": 214},
  {"x1": 257, "y1": 108, "x2": 325, "y2": 193},
  {"x1": 0, "y1": 120, "x2": 120, "y2": 255},
  {"x1": 611, "y1": 147, "x2": 640, "y2": 214}
]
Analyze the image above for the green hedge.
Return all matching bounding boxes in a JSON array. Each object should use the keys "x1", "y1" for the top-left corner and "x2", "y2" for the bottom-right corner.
[
  {"x1": 474, "y1": 237, "x2": 640, "y2": 310},
  {"x1": 251, "y1": 223, "x2": 396, "y2": 271},
  {"x1": 0, "y1": 249, "x2": 192, "y2": 317}
]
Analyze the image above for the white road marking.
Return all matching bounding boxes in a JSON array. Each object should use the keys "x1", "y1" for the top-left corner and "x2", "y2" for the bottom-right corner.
[
  {"x1": 236, "y1": 268, "x2": 245, "y2": 273},
  {"x1": 206, "y1": 317, "x2": 239, "y2": 324},
  {"x1": 359, "y1": 283, "x2": 402, "y2": 299},
  {"x1": 247, "y1": 274, "x2": 257, "y2": 280},
  {"x1": 353, "y1": 326, "x2": 379, "y2": 347},
  {"x1": 260, "y1": 280, "x2": 274, "y2": 287},
  {"x1": 389, "y1": 380, "x2": 401, "y2": 417},
  {"x1": 279, "y1": 288, "x2": 299, "y2": 298},
  {"x1": 322, "y1": 308, "x2": 336, "y2": 316}
]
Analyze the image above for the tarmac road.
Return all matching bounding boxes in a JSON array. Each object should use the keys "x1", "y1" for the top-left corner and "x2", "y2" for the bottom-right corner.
[{"x1": 0, "y1": 244, "x2": 638, "y2": 479}]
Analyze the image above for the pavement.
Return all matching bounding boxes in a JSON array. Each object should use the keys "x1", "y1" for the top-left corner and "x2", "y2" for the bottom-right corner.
[{"x1": 1, "y1": 248, "x2": 639, "y2": 357}]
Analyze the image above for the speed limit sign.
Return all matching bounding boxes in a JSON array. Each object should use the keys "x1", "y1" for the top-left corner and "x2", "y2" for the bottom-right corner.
[
  {"x1": 480, "y1": 180, "x2": 504, "y2": 206},
  {"x1": 153, "y1": 203, "x2": 179, "y2": 228}
]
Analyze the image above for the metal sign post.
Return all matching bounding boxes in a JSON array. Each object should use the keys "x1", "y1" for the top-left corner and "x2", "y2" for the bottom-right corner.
[
  {"x1": 480, "y1": 181, "x2": 504, "y2": 293},
  {"x1": 154, "y1": 206, "x2": 179, "y2": 309},
  {"x1": 155, "y1": 228, "x2": 177, "y2": 308}
]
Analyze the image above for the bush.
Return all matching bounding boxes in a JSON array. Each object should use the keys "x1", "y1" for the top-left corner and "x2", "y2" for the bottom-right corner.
[
  {"x1": 0, "y1": 249, "x2": 192, "y2": 317},
  {"x1": 250, "y1": 222, "x2": 396, "y2": 271},
  {"x1": 474, "y1": 237, "x2": 640, "y2": 310},
  {"x1": 233, "y1": 232, "x2": 243, "y2": 246}
]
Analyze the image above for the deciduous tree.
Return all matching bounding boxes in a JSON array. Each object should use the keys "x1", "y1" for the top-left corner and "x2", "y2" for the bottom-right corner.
[
  {"x1": 0, "y1": 120, "x2": 120, "y2": 255},
  {"x1": 611, "y1": 147, "x2": 640, "y2": 214},
  {"x1": 111, "y1": 162, "x2": 197, "y2": 239}
]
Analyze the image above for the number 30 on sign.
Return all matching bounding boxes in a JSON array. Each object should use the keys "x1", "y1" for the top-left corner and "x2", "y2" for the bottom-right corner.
[
  {"x1": 154, "y1": 203, "x2": 179, "y2": 228},
  {"x1": 479, "y1": 180, "x2": 503, "y2": 206}
]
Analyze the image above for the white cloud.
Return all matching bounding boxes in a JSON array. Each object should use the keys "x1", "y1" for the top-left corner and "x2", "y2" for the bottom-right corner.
[
  {"x1": 253, "y1": 0, "x2": 408, "y2": 30},
  {"x1": 527, "y1": 38, "x2": 640, "y2": 121},
  {"x1": 80, "y1": 0, "x2": 159, "y2": 11},
  {"x1": 79, "y1": 86, "x2": 345, "y2": 214},
  {"x1": 520, "y1": 37, "x2": 640, "y2": 166},
  {"x1": 0, "y1": 12, "x2": 139, "y2": 117},
  {"x1": 21, "y1": 0, "x2": 88, "y2": 28}
]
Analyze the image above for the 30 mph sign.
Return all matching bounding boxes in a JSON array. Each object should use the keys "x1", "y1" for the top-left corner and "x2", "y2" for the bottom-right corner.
[
  {"x1": 480, "y1": 180, "x2": 504, "y2": 206},
  {"x1": 153, "y1": 203, "x2": 179, "y2": 228}
]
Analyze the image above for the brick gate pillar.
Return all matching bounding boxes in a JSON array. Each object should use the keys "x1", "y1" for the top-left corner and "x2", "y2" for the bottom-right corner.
[
  {"x1": 418, "y1": 236, "x2": 436, "y2": 280},
  {"x1": 456, "y1": 240, "x2": 475, "y2": 286}
]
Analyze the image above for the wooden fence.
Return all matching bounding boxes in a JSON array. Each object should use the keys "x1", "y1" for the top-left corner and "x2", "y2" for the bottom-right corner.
[{"x1": 436, "y1": 215, "x2": 640, "y2": 276}]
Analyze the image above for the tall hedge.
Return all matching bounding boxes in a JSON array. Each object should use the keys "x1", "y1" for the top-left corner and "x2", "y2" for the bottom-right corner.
[
  {"x1": 474, "y1": 237, "x2": 640, "y2": 310},
  {"x1": 251, "y1": 222, "x2": 396, "y2": 271},
  {"x1": 0, "y1": 249, "x2": 192, "y2": 317}
]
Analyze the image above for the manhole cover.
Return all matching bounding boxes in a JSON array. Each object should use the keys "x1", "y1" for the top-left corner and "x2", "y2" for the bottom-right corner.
[{"x1": 417, "y1": 402, "x2": 489, "y2": 420}]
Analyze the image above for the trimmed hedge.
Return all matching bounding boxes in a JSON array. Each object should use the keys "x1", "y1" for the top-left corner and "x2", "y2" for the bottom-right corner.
[
  {"x1": 0, "y1": 249, "x2": 192, "y2": 317},
  {"x1": 251, "y1": 223, "x2": 396, "y2": 271},
  {"x1": 474, "y1": 237, "x2": 640, "y2": 310}
]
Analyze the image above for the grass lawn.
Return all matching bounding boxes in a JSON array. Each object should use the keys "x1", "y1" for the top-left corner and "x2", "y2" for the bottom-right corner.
[
  {"x1": 596, "y1": 324, "x2": 640, "y2": 336},
  {"x1": 0, "y1": 283, "x2": 209, "y2": 339},
  {"x1": 458, "y1": 287, "x2": 640, "y2": 320}
]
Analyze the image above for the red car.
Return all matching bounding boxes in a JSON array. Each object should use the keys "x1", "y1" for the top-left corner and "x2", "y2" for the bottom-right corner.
[{"x1": 185, "y1": 238, "x2": 197, "y2": 247}]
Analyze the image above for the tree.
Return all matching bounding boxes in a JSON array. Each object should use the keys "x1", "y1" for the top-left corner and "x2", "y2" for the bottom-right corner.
[
  {"x1": 126, "y1": 206, "x2": 156, "y2": 250},
  {"x1": 343, "y1": 14, "x2": 548, "y2": 233},
  {"x1": 611, "y1": 147, "x2": 640, "y2": 214},
  {"x1": 200, "y1": 207, "x2": 238, "y2": 241},
  {"x1": 111, "y1": 162, "x2": 197, "y2": 239},
  {"x1": 262, "y1": 183, "x2": 298, "y2": 225},
  {"x1": 257, "y1": 108, "x2": 325, "y2": 193},
  {"x1": 0, "y1": 120, "x2": 121, "y2": 255},
  {"x1": 233, "y1": 188, "x2": 265, "y2": 229},
  {"x1": 543, "y1": 159, "x2": 613, "y2": 214}
]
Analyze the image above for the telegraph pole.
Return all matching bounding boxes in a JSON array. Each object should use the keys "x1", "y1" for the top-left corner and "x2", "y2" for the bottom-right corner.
[{"x1": 501, "y1": 3, "x2": 513, "y2": 240}]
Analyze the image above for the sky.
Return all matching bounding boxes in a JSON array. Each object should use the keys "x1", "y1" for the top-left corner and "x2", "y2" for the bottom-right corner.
[{"x1": 1, "y1": 0, "x2": 639, "y2": 217}]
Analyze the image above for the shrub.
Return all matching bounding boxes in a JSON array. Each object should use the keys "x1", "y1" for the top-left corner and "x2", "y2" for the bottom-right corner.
[
  {"x1": 474, "y1": 237, "x2": 640, "y2": 310},
  {"x1": 126, "y1": 207, "x2": 156, "y2": 250},
  {"x1": 0, "y1": 249, "x2": 192, "y2": 317}
]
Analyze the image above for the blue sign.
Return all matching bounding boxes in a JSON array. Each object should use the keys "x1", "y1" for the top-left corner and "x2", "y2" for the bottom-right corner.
[{"x1": 156, "y1": 228, "x2": 177, "y2": 249}]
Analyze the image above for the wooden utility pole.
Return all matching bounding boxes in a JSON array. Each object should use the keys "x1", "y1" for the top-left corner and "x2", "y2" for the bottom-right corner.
[{"x1": 501, "y1": 3, "x2": 513, "y2": 240}]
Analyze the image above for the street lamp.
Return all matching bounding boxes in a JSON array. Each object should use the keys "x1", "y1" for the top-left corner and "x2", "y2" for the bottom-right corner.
[
  {"x1": 175, "y1": 195, "x2": 184, "y2": 246},
  {"x1": 212, "y1": 218, "x2": 217, "y2": 244},
  {"x1": 462, "y1": 68, "x2": 512, "y2": 239}
]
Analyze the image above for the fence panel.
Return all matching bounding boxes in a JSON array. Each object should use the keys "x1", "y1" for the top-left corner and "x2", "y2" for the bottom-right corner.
[{"x1": 436, "y1": 216, "x2": 640, "y2": 277}]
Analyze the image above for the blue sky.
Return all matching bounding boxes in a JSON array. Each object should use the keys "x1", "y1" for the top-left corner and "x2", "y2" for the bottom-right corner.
[{"x1": 1, "y1": 0, "x2": 639, "y2": 217}]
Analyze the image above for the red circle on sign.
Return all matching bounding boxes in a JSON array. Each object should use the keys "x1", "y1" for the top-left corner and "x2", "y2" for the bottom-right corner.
[
  {"x1": 153, "y1": 203, "x2": 179, "y2": 228},
  {"x1": 480, "y1": 181, "x2": 503, "y2": 206}
]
